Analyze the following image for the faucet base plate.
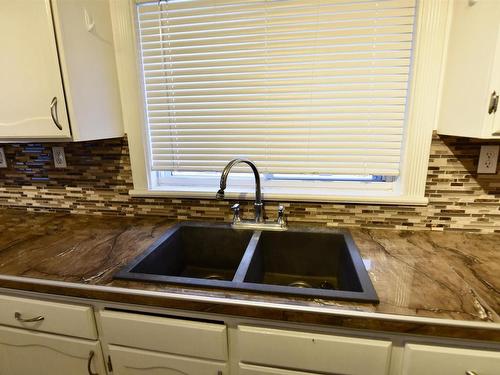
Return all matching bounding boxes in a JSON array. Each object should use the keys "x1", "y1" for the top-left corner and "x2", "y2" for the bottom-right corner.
[{"x1": 231, "y1": 221, "x2": 287, "y2": 231}]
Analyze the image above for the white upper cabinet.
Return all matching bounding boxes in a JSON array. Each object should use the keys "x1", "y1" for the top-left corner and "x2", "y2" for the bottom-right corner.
[
  {"x1": 438, "y1": 0, "x2": 500, "y2": 139},
  {"x1": 51, "y1": 0, "x2": 123, "y2": 141},
  {"x1": 0, "y1": 0, "x2": 71, "y2": 139},
  {"x1": 0, "y1": 0, "x2": 123, "y2": 142}
]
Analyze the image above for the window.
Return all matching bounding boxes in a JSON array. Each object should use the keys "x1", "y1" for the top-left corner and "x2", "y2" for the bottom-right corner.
[{"x1": 111, "y1": 0, "x2": 450, "y2": 203}]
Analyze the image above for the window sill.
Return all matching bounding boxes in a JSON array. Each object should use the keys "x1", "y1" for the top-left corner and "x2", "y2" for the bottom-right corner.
[{"x1": 129, "y1": 188, "x2": 429, "y2": 206}]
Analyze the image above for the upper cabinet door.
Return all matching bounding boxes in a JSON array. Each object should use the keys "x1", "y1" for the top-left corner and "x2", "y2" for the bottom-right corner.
[
  {"x1": 0, "y1": 0, "x2": 71, "y2": 139},
  {"x1": 491, "y1": 24, "x2": 500, "y2": 136},
  {"x1": 438, "y1": 0, "x2": 500, "y2": 139},
  {"x1": 51, "y1": 0, "x2": 124, "y2": 141}
]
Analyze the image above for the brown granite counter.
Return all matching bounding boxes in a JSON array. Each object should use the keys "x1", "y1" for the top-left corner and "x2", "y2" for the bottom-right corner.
[{"x1": 0, "y1": 209, "x2": 498, "y2": 341}]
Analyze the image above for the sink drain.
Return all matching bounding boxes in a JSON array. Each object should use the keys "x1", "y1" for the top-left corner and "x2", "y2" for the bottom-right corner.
[
  {"x1": 288, "y1": 280, "x2": 312, "y2": 288},
  {"x1": 320, "y1": 281, "x2": 334, "y2": 290},
  {"x1": 287, "y1": 280, "x2": 335, "y2": 289},
  {"x1": 204, "y1": 274, "x2": 226, "y2": 281}
]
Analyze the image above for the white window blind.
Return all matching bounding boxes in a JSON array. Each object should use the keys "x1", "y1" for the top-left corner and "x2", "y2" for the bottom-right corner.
[{"x1": 137, "y1": 0, "x2": 416, "y2": 176}]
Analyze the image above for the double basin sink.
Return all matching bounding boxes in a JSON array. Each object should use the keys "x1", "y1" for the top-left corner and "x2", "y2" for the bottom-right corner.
[{"x1": 114, "y1": 223, "x2": 378, "y2": 303}]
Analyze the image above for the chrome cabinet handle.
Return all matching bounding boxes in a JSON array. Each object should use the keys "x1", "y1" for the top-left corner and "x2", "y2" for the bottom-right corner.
[
  {"x1": 87, "y1": 351, "x2": 98, "y2": 375},
  {"x1": 488, "y1": 91, "x2": 499, "y2": 114},
  {"x1": 465, "y1": 371, "x2": 478, "y2": 375},
  {"x1": 50, "y1": 96, "x2": 63, "y2": 130},
  {"x1": 14, "y1": 312, "x2": 45, "y2": 323}
]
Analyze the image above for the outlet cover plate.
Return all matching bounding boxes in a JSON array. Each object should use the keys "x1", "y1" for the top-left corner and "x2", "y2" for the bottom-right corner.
[
  {"x1": 477, "y1": 145, "x2": 499, "y2": 174},
  {"x1": 0, "y1": 148, "x2": 6, "y2": 168},
  {"x1": 52, "y1": 146, "x2": 67, "y2": 168}
]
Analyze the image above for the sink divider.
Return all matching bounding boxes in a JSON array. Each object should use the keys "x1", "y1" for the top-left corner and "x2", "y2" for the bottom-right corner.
[{"x1": 232, "y1": 231, "x2": 261, "y2": 283}]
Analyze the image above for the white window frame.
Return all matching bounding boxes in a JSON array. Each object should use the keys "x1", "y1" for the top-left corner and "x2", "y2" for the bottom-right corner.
[{"x1": 109, "y1": 0, "x2": 451, "y2": 205}]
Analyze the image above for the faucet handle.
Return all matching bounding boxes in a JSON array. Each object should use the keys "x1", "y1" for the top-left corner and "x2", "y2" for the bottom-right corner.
[
  {"x1": 277, "y1": 205, "x2": 286, "y2": 227},
  {"x1": 231, "y1": 203, "x2": 241, "y2": 223}
]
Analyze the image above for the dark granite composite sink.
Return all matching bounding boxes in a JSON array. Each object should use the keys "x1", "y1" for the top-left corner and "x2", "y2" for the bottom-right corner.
[
  {"x1": 114, "y1": 223, "x2": 378, "y2": 303},
  {"x1": 115, "y1": 225, "x2": 253, "y2": 288}
]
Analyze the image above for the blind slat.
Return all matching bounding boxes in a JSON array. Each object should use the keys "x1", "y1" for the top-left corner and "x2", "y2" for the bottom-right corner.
[{"x1": 146, "y1": 92, "x2": 409, "y2": 104}]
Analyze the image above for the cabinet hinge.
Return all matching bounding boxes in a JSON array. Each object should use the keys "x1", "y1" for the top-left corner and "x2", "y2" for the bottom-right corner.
[
  {"x1": 488, "y1": 91, "x2": 499, "y2": 114},
  {"x1": 107, "y1": 355, "x2": 113, "y2": 372}
]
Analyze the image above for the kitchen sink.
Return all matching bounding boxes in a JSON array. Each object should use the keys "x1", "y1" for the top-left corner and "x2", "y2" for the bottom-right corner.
[{"x1": 114, "y1": 223, "x2": 378, "y2": 303}]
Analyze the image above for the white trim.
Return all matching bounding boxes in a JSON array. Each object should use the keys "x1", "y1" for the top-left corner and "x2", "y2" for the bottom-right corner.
[
  {"x1": 129, "y1": 189, "x2": 429, "y2": 205},
  {"x1": 109, "y1": 0, "x2": 150, "y2": 191},
  {"x1": 110, "y1": 0, "x2": 450, "y2": 205},
  {"x1": 399, "y1": 0, "x2": 452, "y2": 199},
  {"x1": 0, "y1": 275, "x2": 497, "y2": 331}
]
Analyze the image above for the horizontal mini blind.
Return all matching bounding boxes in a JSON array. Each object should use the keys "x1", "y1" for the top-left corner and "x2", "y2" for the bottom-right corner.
[{"x1": 137, "y1": 0, "x2": 416, "y2": 176}]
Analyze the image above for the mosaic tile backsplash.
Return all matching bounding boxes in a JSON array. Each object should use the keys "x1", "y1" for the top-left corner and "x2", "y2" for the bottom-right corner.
[{"x1": 0, "y1": 134, "x2": 498, "y2": 233}]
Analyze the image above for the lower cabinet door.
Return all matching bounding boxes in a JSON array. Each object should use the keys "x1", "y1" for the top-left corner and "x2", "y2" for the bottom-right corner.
[
  {"x1": 402, "y1": 343, "x2": 500, "y2": 375},
  {"x1": 0, "y1": 325, "x2": 106, "y2": 375},
  {"x1": 109, "y1": 345, "x2": 229, "y2": 375},
  {"x1": 239, "y1": 363, "x2": 321, "y2": 375}
]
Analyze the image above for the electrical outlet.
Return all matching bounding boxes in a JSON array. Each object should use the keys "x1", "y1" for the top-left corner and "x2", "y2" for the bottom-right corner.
[
  {"x1": 477, "y1": 145, "x2": 499, "y2": 174},
  {"x1": 52, "y1": 146, "x2": 67, "y2": 168},
  {"x1": 0, "y1": 148, "x2": 7, "y2": 168}
]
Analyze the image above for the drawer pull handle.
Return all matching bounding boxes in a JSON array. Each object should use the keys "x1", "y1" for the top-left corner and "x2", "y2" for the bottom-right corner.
[
  {"x1": 88, "y1": 351, "x2": 98, "y2": 375},
  {"x1": 465, "y1": 372, "x2": 478, "y2": 375},
  {"x1": 14, "y1": 312, "x2": 45, "y2": 323},
  {"x1": 50, "y1": 96, "x2": 63, "y2": 130}
]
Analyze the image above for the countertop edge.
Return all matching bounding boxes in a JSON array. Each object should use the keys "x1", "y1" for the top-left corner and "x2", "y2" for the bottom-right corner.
[{"x1": 1, "y1": 274, "x2": 499, "y2": 338}]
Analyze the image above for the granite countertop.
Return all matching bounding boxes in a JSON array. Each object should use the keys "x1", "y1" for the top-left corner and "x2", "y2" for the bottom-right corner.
[{"x1": 0, "y1": 209, "x2": 498, "y2": 341}]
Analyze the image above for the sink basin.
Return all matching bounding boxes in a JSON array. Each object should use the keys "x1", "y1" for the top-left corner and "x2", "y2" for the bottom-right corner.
[
  {"x1": 242, "y1": 231, "x2": 365, "y2": 298},
  {"x1": 114, "y1": 224, "x2": 253, "y2": 288},
  {"x1": 114, "y1": 223, "x2": 378, "y2": 303}
]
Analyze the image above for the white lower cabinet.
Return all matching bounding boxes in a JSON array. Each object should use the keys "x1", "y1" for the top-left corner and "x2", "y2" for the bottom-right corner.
[
  {"x1": 402, "y1": 343, "x2": 500, "y2": 375},
  {"x1": 239, "y1": 363, "x2": 321, "y2": 375},
  {"x1": 100, "y1": 310, "x2": 229, "y2": 374},
  {"x1": 100, "y1": 310, "x2": 227, "y2": 361},
  {"x1": 236, "y1": 325, "x2": 392, "y2": 375},
  {"x1": 0, "y1": 325, "x2": 106, "y2": 375},
  {"x1": 2, "y1": 293, "x2": 500, "y2": 375},
  {"x1": 108, "y1": 345, "x2": 228, "y2": 375},
  {"x1": 0, "y1": 294, "x2": 97, "y2": 339}
]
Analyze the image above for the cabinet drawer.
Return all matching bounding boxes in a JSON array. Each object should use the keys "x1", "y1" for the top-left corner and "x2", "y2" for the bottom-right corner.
[
  {"x1": 109, "y1": 345, "x2": 228, "y2": 375},
  {"x1": 239, "y1": 363, "x2": 320, "y2": 375},
  {"x1": 237, "y1": 325, "x2": 392, "y2": 375},
  {"x1": 402, "y1": 343, "x2": 500, "y2": 375},
  {"x1": 100, "y1": 310, "x2": 228, "y2": 361},
  {"x1": 0, "y1": 294, "x2": 97, "y2": 339}
]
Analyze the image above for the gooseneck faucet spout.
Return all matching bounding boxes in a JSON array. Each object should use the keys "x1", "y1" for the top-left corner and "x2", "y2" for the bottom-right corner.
[{"x1": 216, "y1": 158, "x2": 264, "y2": 222}]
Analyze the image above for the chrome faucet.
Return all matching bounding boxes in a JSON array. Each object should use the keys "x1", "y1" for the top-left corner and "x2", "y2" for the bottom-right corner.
[
  {"x1": 216, "y1": 158, "x2": 286, "y2": 230},
  {"x1": 216, "y1": 158, "x2": 264, "y2": 222}
]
